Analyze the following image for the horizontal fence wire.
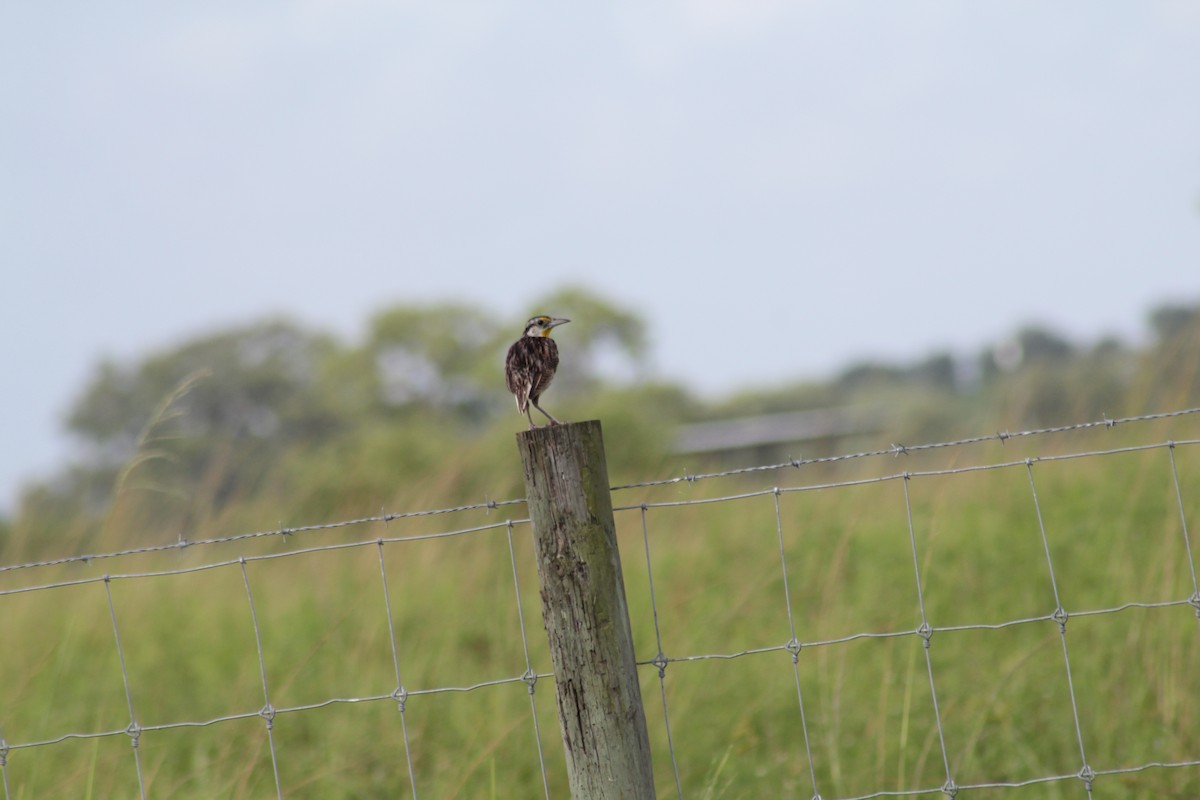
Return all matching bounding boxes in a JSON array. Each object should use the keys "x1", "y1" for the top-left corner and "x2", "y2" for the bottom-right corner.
[
  {"x1": 612, "y1": 405, "x2": 1200, "y2": 490},
  {"x1": 622, "y1": 431, "x2": 1200, "y2": 798},
  {"x1": 5, "y1": 407, "x2": 1196, "y2": 577},
  {"x1": 0, "y1": 499, "x2": 528, "y2": 575},
  {"x1": 1, "y1": 406, "x2": 1199, "y2": 798}
]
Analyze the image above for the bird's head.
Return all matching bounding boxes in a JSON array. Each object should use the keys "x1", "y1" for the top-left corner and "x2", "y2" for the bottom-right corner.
[{"x1": 523, "y1": 316, "x2": 570, "y2": 338}]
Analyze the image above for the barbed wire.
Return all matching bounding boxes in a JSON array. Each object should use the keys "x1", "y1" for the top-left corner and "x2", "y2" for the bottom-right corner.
[
  {"x1": 623, "y1": 431, "x2": 1200, "y2": 799},
  {"x1": 2, "y1": 408, "x2": 1198, "y2": 797},
  {"x1": 0, "y1": 520, "x2": 523, "y2": 598},
  {"x1": 612, "y1": 405, "x2": 1200, "y2": 491},
  {"x1": 0, "y1": 498, "x2": 526, "y2": 575},
  {"x1": 1, "y1": 514, "x2": 555, "y2": 799},
  {"x1": 3, "y1": 407, "x2": 1196, "y2": 577},
  {"x1": 6, "y1": 438, "x2": 1196, "y2": 601},
  {"x1": 614, "y1": 438, "x2": 1200, "y2": 513}
]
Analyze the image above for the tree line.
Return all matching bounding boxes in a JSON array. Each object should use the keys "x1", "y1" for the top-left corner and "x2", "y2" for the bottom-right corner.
[{"x1": 3, "y1": 289, "x2": 1198, "y2": 555}]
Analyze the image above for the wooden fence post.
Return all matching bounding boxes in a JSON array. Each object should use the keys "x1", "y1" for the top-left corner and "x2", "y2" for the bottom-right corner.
[{"x1": 516, "y1": 420, "x2": 657, "y2": 799}]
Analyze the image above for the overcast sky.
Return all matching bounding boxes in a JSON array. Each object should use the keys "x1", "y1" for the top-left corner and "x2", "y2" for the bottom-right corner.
[{"x1": 2, "y1": 2, "x2": 1198, "y2": 512}]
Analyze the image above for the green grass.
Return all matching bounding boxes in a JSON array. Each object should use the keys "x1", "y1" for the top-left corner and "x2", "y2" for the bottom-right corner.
[{"x1": 2, "y1": 423, "x2": 1199, "y2": 798}]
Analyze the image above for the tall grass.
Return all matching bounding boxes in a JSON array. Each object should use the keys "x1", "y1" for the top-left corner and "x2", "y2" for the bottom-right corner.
[{"x1": 1, "y1": 417, "x2": 1198, "y2": 798}]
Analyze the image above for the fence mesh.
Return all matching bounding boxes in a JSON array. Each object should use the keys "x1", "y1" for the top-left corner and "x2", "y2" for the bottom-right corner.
[{"x1": 1, "y1": 408, "x2": 1198, "y2": 798}]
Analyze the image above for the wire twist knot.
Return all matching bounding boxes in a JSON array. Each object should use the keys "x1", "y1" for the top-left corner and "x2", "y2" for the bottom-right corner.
[
  {"x1": 1052, "y1": 606, "x2": 1069, "y2": 632},
  {"x1": 652, "y1": 652, "x2": 669, "y2": 679},
  {"x1": 1077, "y1": 764, "x2": 1096, "y2": 791},
  {"x1": 392, "y1": 686, "x2": 409, "y2": 712}
]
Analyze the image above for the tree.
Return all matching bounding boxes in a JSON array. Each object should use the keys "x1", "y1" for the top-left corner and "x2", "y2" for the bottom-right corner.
[
  {"x1": 364, "y1": 303, "x2": 502, "y2": 421},
  {"x1": 57, "y1": 319, "x2": 356, "y2": 526},
  {"x1": 1142, "y1": 301, "x2": 1200, "y2": 407},
  {"x1": 1148, "y1": 303, "x2": 1200, "y2": 343},
  {"x1": 67, "y1": 320, "x2": 346, "y2": 462}
]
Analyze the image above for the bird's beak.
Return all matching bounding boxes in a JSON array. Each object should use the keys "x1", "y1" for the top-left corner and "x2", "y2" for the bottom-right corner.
[{"x1": 548, "y1": 317, "x2": 570, "y2": 328}]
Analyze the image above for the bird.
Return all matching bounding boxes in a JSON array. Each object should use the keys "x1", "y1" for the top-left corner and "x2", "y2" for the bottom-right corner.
[{"x1": 505, "y1": 315, "x2": 570, "y2": 429}]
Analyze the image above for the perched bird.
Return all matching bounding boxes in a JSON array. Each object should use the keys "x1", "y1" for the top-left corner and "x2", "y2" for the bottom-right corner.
[{"x1": 505, "y1": 315, "x2": 570, "y2": 429}]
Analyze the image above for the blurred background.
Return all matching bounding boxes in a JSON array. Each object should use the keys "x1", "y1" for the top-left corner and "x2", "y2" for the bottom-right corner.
[
  {"x1": 3, "y1": 5, "x2": 1200, "y2": 797},
  {"x1": 2, "y1": 1, "x2": 1199, "y2": 534}
]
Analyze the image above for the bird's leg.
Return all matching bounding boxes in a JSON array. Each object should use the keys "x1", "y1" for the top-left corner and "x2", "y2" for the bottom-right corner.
[
  {"x1": 532, "y1": 400, "x2": 561, "y2": 426},
  {"x1": 525, "y1": 407, "x2": 538, "y2": 429}
]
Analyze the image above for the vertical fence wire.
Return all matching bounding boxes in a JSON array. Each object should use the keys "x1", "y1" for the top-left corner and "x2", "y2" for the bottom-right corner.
[
  {"x1": 239, "y1": 558, "x2": 284, "y2": 800},
  {"x1": 1024, "y1": 461, "x2": 1095, "y2": 797},
  {"x1": 0, "y1": 418, "x2": 1198, "y2": 797},
  {"x1": 0, "y1": 721, "x2": 9, "y2": 800},
  {"x1": 102, "y1": 577, "x2": 147, "y2": 800},
  {"x1": 899, "y1": 475, "x2": 955, "y2": 796},
  {"x1": 504, "y1": 520, "x2": 553, "y2": 800},
  {"x1": 1166, "y1": 444, "x2": 1200, "y2": 631},
  {"x1": 375, "y1": 540, "x2": 420, "y2": 799},
  {"x1": 771, "y1": 489, "x2": 822, "y2": 799},
  {"x1": 637, "y1": 504, "x2": 684, "y2": 799}
]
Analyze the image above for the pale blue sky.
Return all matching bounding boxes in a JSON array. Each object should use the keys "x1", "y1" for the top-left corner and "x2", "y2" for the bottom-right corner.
[{"x1": 2, "y1": 2, "x2": 1199, "y2": 511}]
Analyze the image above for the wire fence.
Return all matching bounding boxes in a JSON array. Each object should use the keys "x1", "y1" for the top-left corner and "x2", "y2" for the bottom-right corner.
[{"x1": 2, "y1": 408, "x2": 1199, "y2": 798}]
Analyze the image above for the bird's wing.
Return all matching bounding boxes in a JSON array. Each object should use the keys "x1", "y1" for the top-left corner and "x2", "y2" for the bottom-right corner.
[{"x1": 505, "y1": 343, "x2": 532, "y2": 412}]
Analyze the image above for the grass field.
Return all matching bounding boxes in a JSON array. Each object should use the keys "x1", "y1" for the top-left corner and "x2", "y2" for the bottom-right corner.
[{"x1": 2, "y1": 414, "x2": 1199, "y2": 799}]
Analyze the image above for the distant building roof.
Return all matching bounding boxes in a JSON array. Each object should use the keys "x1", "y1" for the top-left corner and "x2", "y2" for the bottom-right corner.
[{"x1": 673, "y1": 407, "x2": 884, "y2": 455}]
